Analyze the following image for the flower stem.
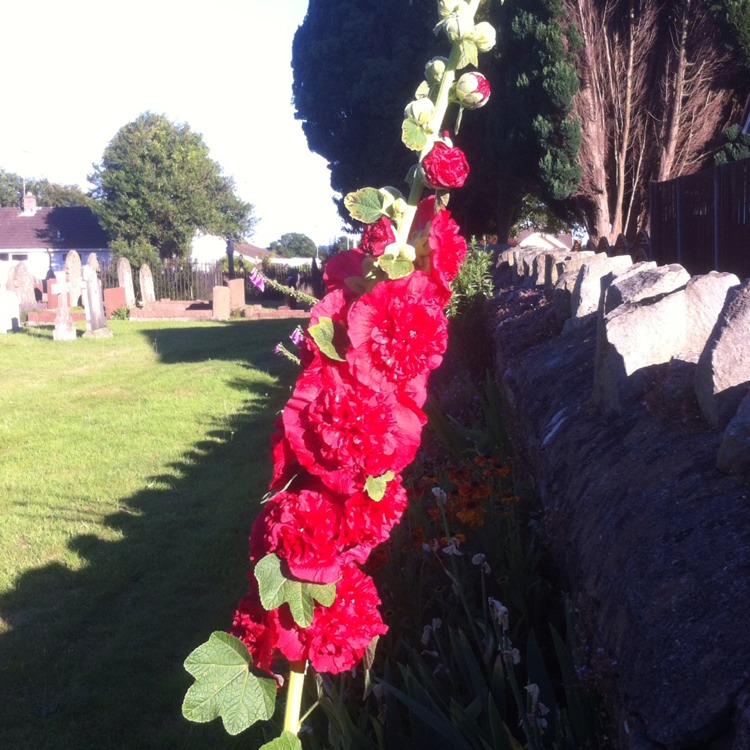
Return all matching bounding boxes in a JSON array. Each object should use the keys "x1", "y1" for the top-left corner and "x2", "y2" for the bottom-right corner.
[
  {"x1": 395, "y1": 0, "x2": 481, "y2": 246},
  {"x1": 283, "y1": 662, "x2": 307, "y2": 735}
]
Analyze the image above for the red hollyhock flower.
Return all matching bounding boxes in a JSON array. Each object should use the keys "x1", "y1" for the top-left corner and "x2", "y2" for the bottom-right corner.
[
  {"x1": 231, "y1": 578, "x2": 306, "y2": 674},
  {"x1": 323, "y1": 248, "x2": 366, "y2": 298},
  {"x1": 422, "y1": 141, "x2": 470, "y2": 189},
  {"x1": 303, "y1": 565, "x2": 388, "y2": 674},
  {"x1": 340, "y1": 477, "x2": 408, "y2": 563},
  {"x1": 269, "y1": 417, "x2": 300, "y2": 491},
  {"x1": 346, "y1": 272, "x2": 448, "y2": 403},
  {"x1": 361, "y1": 216, "x2": 396, "y2": 256},
  {"x1": 282, "y1": 359, "x2": 425, "y2": 495},
  {"x1": 428, "y1": 208, "x2": 467, "y2": 299},
  {"x1": 250, "y1": 487, "x2": 345, "y2": 584}
]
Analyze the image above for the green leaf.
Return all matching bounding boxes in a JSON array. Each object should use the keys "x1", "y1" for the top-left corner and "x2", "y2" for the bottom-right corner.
[
  {"x1": 308, "y1": 317, "x2": 345, "y2": 362},
  {"x1": 377, "y1": 253, "x2": 414, "y2": 280},
  {"x1": 182, "y1": 631, "x2": 276, "y2": 735},
  {"x1": 260, "y1": 731, "x2": 303, "y2": 750},
  {"x1": 402, "y1": 118, "x2": 429, "y2": 152},
  {"x1": 344, "y1": 187, "x2": 385, "y2": 223},
  {"x1": 254, "y1": 553, "x2": 337, "y2": 628},
  {"x1": 364, "y1": 471, "x2": 395, "y2": 501},
  {"x1": 457, "y1": 39, "x2": 478, "y2": 69}
]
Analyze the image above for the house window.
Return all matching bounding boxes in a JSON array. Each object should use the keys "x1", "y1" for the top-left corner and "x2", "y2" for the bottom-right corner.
[
  {"x1": 11, "y1": 254, "x2": 28, "y2": 261},
  {"x1": 62, "y1": 252, "x2": 68, "y2": 262},
  {"x1": 0, "y1": 253, "x2": 8, "y2": 261}
]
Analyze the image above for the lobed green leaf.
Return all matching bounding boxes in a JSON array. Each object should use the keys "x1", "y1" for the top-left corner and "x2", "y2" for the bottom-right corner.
[
  {"x1": 182, "y1": 631, "x2": 276, "y2": 735},
  {"x1": 309, "y1": 317, "x2": 345, "y2": 362},
  {"x1": 344, "y1": 187, "x2": 385, "y2": 223},
  {"x1": 260, "y1": 731, "x2": 303, "y2": 750},
  {"x1": 364, "y1": 471, "x2": 395, "y2": 501},
  {"x1": 254, "y1": 553, "x2": 337, "y2": 628},
  {"x1": 402, "y1": 118, "x2": 429, "y2": 152}
]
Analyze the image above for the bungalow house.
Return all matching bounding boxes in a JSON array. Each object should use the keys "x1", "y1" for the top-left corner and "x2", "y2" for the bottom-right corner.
[{"x1": 0, "y1": 193, "x2": 111, "y2": 287}]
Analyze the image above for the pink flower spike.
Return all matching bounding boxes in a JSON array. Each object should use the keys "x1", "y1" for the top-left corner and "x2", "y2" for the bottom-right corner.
[
  {"x1": 290, "y1": 326, "x2": 305, "y2": 346},
  {"x1": 249, "y1": 268, "x2": 265, "y2": 291}
]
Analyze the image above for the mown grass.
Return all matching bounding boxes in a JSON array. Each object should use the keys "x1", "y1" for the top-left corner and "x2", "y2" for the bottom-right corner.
[{"x1": 0, "y1": 319, "x2": 300, "y2": 749}]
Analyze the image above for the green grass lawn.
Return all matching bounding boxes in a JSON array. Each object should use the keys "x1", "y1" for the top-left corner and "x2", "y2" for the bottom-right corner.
[{"x1": 0, "y1": 320, "x2": 300, "y2": 749}]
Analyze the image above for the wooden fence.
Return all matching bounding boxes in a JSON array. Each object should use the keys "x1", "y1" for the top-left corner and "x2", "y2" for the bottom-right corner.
[{"x1": 650, "y1": 157, "x2": 750, "y2": 280}]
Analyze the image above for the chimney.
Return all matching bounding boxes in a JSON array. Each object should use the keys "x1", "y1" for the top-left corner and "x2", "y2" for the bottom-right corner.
[{"x1": 22, "y1": 192, "x2": 37, "y2": 215}]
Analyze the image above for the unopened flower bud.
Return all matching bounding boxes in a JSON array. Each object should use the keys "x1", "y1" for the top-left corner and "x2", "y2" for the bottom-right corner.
[
  {"x1": 438, "y1": 0, "x2": 466, "y2": 19},
  {"x1": 455, "y1": 71, "x2": 491, "y2": 109},
  {"x1": 470, "y1": 21, "x2": 497, "y2": 52},
  {"x1": 425, "y1": 56, "x2": 448, "y2": 85},
  {"x1": 441, "y1": 8, "x2": 475, "y2": 42},
  {"x1": 404, "y1": 98, "x2": 435, "y2": 126}
]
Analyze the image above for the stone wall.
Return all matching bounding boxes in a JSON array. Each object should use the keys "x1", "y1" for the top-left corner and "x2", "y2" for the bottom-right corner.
[{"x1": 492, "y1": 247, "x2": 750, "y2": 750}]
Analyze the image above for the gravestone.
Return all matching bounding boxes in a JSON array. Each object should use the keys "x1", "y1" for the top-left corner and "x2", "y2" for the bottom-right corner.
[
  {"x1": 86, "y1": 252, "x2": 100, "y2": 274},
  {"x1": 212, "y1": 286, "x2": 231, "y2": 320},
  {"x1": 6, "y1": 262, "x2": 36, "y2": 305},
  {"x1": 52, "y1": 272, "x2": 77, "y2": 341},
  {"x1": 82, "y1": 264, "x2": 112, "y2": 338},
  {"x1": 0, "y1": 289, "x2": 20, "y2": 333},
  {"x1": 117, "y1": 258, "x2": 136, "y2": 309},
  {"x1": 227, "y1": 278, "x2": 245, "y2": 309},
  {"x1": 139, "y1": 264, "x2": 156, "y2": 305},
  {"x1": 65, "y1": 250, "x2": 83, "y2": 307}
]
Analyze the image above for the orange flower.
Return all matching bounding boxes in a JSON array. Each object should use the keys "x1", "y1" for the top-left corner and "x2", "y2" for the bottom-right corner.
[{"x1": 456, "y1": 499, "x2": 487, "y2": 529}]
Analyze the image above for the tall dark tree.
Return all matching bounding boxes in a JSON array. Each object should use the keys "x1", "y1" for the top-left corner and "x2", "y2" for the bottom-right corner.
[
  {"x1": 293, "y1": 0, "x2": 581, "y2": 241},
  {"x1": 89, "y1": 112, "x2": 256, "y2": 261}
]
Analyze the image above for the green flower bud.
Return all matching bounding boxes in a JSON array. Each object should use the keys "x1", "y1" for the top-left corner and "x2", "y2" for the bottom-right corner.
[
  {"x1": 404, "y1": 98, "x2": 435, "y2": 126},
  {"x1": 470, "y1": 21, "x2": 497, "y2": 52},
  {"x1": 425, "y1": 56, "x2": 448, "y2": 85}
]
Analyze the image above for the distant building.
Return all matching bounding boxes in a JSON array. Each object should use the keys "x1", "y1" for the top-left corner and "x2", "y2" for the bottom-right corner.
[
  {"x1": 514, "y1": 229, "x2": 573, "y2": 251},
  {"x1": 0, "y1": 193, "x2": 111, "y2": 285}
]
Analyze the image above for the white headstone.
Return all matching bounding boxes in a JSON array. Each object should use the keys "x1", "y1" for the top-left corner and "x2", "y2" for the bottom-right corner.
[
  {"x1": 139, "y1": 264, "x2": 156, "y2": 305},
  {"x1": 0, "y1": 288, "x2": 21, "y2": 333},
  {"x1": 65, "y1": 250, "x2": 83, "y2": 307},
  {"x1": 117, "y1": 258, "x2": 136, "y2": 309},
  {"x1": 82, "y1": 265, "x2": 109, "y2": 334},
  {"x1": 52, "y1": 272, "x2": 77, "y2": 341}
]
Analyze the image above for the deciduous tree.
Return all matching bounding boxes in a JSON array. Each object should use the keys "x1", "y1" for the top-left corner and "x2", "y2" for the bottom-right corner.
[
  {"x1": 89, "y1": 112, "x2": 256, "y2": 261},
  {"x1": 268, "y1": 232, "x2": 317, "y2": 258}
]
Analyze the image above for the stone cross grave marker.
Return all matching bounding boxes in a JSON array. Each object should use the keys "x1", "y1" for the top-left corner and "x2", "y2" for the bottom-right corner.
[
  {"x1": 139, "y1": 264, "x2": 156, "y2": 305},
  {"x1": 65, "y1": 250, "x2": 83, "y2": 307},
  {"x1": 82, "y1": 264, "x2": 111, "y2": 337},
  {"x1": 52, "y1": 272, "x2": 77, "y2": 341},
  {"x1": 0, "y1": 288, "x2": 21, "y2": 333},
  {"x1": 117, "y1": 257, "x2": 136, "y2": 309}
]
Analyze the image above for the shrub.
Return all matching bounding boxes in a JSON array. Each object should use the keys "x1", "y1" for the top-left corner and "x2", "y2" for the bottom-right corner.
[{"x1": 110, "y1": 306, "x2": 130, "y2": 320}]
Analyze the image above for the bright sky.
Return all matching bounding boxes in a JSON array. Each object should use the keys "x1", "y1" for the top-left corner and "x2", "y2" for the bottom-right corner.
[{"x1": 0, "y1": 0, "x2": 346, "y2": 248}]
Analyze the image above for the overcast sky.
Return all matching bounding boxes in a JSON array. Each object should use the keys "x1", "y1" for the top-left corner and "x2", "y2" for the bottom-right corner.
[{"x1": 0, "y1": 0, "x2": 346, "y2": 248}]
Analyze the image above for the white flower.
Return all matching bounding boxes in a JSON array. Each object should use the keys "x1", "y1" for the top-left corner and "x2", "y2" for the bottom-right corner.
[
  {"x1": 488, "y1": 597, "x2": 509, "y2": 631},
  {"x1": 470, "y1": 21, "x2": 497, "y2": 52},
  {"x1": 432, "y1": 486, "x2": 448, "y2": 508}
]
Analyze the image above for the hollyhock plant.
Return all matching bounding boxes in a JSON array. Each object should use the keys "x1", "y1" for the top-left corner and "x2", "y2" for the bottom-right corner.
[{"x1": 182, "y1": 0, "x2": 496, "y2": 742}]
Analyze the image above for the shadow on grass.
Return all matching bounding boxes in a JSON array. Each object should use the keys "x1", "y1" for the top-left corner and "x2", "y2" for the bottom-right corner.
[{"x1": 0, "y1": 320, "x2": 300, "y2": 749}]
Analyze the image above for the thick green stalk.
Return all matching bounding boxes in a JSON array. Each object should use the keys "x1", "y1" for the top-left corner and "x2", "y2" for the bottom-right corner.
[{"x1": 283, "y1": 662, "x2": 307, "y2": 735}]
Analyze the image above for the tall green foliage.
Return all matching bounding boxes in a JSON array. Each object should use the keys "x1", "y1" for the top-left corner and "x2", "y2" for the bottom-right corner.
[
  {"x1": 89, "y1": 112, "x2": 256, "y2": 261},
  {"x1": 0, "y1": 170, "x2": 91, "y2": 208},
  {"x1": 292, "y1": 0, "x2": 581, "y2": 241}
]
